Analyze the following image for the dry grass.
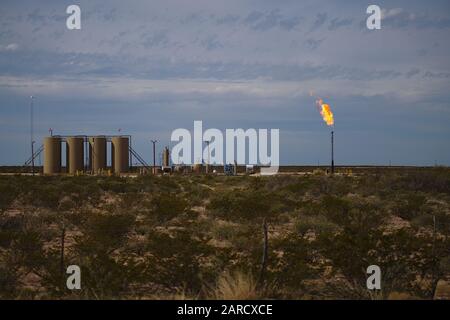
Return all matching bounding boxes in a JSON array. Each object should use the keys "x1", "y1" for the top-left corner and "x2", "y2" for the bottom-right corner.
[{"x1": 207, "y1": 271, "x2": 259, "y2": 300}]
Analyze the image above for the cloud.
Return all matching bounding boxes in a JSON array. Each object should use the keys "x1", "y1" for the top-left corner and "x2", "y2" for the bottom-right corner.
[
  {"x1": 199, "y1": 34, "x2": 223, "y2": 50},
  {"x1": 304, "y1": 38, "x2": 324, "y2": 50},
  {"x1": 309, "y1": 13, "x2": 327, "y2": 32},
  {"x1": 0, "y1": 43, "x2": 19, "y2": 51},
  {"x1": 382, "y1": 8, "x2": 404, "y2": 19},
  {"x1": 243, "y1": 10, "x2": 301, "y2": 31},
  {"x1": 140, "y1": 30, "x2": 170, "y2": 48},
  {"x1": 0, "y1": 0, "x2": 449, "y2": 165},
  {"x1": 215, "y1": 14, "x2": 240, "y2": 26},
  {"x1": 406, "y1": 68, "x2": 421, "y2": 78},
  {"x1": 381, "y1": 7, "x2": 450, "y2": 29},
  {"x1": 328, "y1": 18, "x2": 353, "y2": 31}
]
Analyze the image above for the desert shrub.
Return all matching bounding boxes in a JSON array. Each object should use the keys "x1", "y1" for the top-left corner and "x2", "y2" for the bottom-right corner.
[
  {"x1": 295, "y1": 214, "x2": 339, "y2": 237},
  {"x1": 207, "y1": 190, "x2": 274, "y2": 221},
  {"x1": 0, "y1": 264, "x2": 19, "y2": 299},
  {"x1": 59, "y1": 177, "x2": 102, "y2": 205},
  {"x1": 248, "y1": 177, "x2": 266, "y2": 191},
  {"x1": 264, "y1": 175, "x2": 298, "y2": 191},
  {"x1": 119, "y1": 192, "x2": 145, "y2": 210},
  {"x1": 269, "y1": 233, "x2": 318, "y2": 293},
  {"x1": 210, "y1": 223, "x2": 238, "y2": 242},
  {"x1": 178, "y1": 180, "x2": 212, "y2": 206},
  {"x1": 390, "y1": 168, "x2": 450, "y2": 193},
  {"x1": 133, "y1": 175, "x2": 158, "y2": 192},
  {"x1": 320, "y1": 195, "x2": 350, "y2": 222},
  {"x1": 64, "y1": 211, "x2": 141, "y2": 298},
  {"x1": 155, "y1": 176, "x2": 182, "y2": 193},
  {"x1": 408, "y1": 209, "x2": 450, "y2": 234},
  {"x1": 145, "y1": 229, "x2": 217, "y2": 293},
  {"x1": 69, "y1": 252, "x2": 146, "y2": 299},
  {"x1": 57, "y1": 196, "x2": 77, "y2": 212},
  {"x1": 75, "y1": 212, "x2": 135, "y2": 253},
  {"x1": 298, "y1": 200, "x2": 322, "y2": 216},
  {"x1": 10, "y1": 229, "x2": 46, "y2": 272},
  {"x1": 0, "y1": 178, "x2": 19, "y2": 212},
  {"x1": 211, "y1": 222, "x2": 260, "y2": 252},
  {"x1": 145, "y1": 193, "x2": 189, "y2": 223},
  {"x1": 276, "y1": 177, "x2": 314, "y2": 196},
  {"x1": 319, "y1": 195, "x2": 387, "y2": 231},
  {"x1": 0, "y1": 214, "x2": 23, "y2": 247},
  {"x1": 64, "y1": 209, "x2": 88, "y2": 227},
  {"x1": 318, "y1": 227, "x2": 449, "y2": 299},
  {"x1": 97, "y1": 178, "x2": 128, "y2": 193},
  {"x1": 0, "y1": 225, "x2": 54, "y2": 297},
  {"x1": 392, "y1": 193, "x2": 426, "y2": 220},
  {"x1": 330, "y1": 176, "x2": 354, "y2": 195},
  {"x1": 26, "y1": 184, "x2": 61, "y2": 209}
]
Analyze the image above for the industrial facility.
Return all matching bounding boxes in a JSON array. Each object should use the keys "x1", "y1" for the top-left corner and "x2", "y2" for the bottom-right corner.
[
  {"x1": 28, "y1": 135, "x2": 250, "y2": 176},
  {"x1": 41, "y1": 135, "x2": 138, "y2": 175}
]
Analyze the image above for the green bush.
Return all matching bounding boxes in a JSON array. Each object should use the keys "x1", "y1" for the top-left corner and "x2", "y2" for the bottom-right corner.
[
  {"x1": 295, "y1": 214, "x2": 339, "y2": 237},
  {"x1": 270, "y1": 233, "x2": 318, "y2": 293},
  {"x1": 392, "y1": 193, "x2": 426, "y2": 220},
  {"x1": 147, "y1": 193, "x2": 189, "y2": 223},
  {"x1": 208, "y1": 190, "x2": 274, "y2": 221},
  {"x1": 76, "y1": 212, "x2": 135, "y2": 253},
  {"x1": 0, "y1": 178, "x2": 19, "y2": 212},
  {"x1": 145, "y1": 229, "x2": 217, "y2": 293}
]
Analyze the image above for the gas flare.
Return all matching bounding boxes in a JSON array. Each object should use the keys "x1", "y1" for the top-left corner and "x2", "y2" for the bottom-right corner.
[{"x1": 316, "y1": 98, "x2": 334, "y2": 126}]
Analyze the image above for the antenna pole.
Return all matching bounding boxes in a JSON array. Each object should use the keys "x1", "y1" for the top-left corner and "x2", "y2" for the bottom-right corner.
[{"x1": 30, "y1": 96, "x2": 35, "y2": 176}]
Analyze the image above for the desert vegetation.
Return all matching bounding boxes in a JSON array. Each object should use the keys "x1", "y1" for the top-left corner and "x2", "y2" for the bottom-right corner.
[{"x1": 0, "y1": 167, "x2": 449, "y2": 299}]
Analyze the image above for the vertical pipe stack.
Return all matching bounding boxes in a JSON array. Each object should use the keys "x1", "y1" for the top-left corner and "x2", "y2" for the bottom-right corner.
[
  {"x1": 66, "y1": 136, "x2": 84, "y2": 174},
  {"x1": 331, "y1": 131, "x2": 334, "y2": 174},
  {"x1": 162, "y1": 146, "x2": 170, "y2": 167},
  {"x1": 111, "y1": 136, "x2": 129, "y2": 174},
  {"x1": 43, "y1": 136, "x2": 61, "y2": 174}
]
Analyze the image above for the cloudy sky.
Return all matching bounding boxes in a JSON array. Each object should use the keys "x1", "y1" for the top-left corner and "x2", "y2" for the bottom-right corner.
[{"x1": 1, "y1": 0, "x2": 449, "y2": 165}]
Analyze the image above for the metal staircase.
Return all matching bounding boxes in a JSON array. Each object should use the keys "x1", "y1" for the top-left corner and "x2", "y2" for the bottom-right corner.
[{"x1": 128, "y1": 145, "x2": 152, "y2": 172}]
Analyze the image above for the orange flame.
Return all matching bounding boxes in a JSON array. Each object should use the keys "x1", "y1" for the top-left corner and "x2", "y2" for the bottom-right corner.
[{"x1": 316, "y1": 98, "x2": 334, "y2": 126}]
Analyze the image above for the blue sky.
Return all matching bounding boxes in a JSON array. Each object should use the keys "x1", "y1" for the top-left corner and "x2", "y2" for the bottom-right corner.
[{"x1": 1, "y1": 0, "x2": 449, "y2": 165}]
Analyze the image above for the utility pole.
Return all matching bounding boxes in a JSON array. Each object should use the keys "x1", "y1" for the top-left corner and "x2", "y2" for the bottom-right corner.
[
  {"x1": 151, "y1": 140, "x2": 157, "y2": 174},
  {"x1": 30, "y1": 96, "x2": 35, "y2": 176}
]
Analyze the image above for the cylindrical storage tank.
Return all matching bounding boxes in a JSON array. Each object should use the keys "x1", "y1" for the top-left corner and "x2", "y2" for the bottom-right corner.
[
  {"x1": 89, "y1": 136, "x2": 107, "y2": 174},
  {"x1": 43, "y1": 136, "x2": 61, "y2": 174},
  {"x1": 111, "y1": 136, "x2": 129, "y2": 174},
  {"x1": 66, "y1": 136, "x2": 84, "y2": 174},
  {"x1": 163, "y1": 147, "x2": 170, "y2": 167}
]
